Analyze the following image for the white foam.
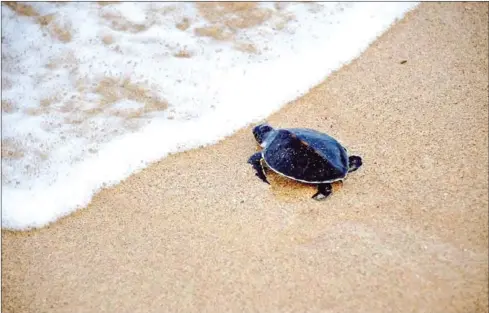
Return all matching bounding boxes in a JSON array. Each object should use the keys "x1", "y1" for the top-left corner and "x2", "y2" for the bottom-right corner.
[{"x1": 1, "y1": 2, "x2": 418, "y2": 230}]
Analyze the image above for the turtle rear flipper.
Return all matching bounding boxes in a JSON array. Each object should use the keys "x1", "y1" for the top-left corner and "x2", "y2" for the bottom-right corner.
[
  {"x1": 348, "y1": 155, "x2": 362, "y2": 173},
  {"x1": 248, "y1": 152, "x2": 269, "y2": 184},
  {"x1": 312, "y1": 183, "x2": 332, "y2": 200}
]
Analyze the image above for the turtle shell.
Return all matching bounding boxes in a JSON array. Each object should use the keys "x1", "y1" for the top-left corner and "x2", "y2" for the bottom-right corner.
[{"x1": 262, "y1": 128, "x2": 349, "y2": 183}]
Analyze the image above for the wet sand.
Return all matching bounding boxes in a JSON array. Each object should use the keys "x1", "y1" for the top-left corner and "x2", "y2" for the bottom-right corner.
[{"x1": 2, "y1": 3, "x2": 488, "y2": 313}]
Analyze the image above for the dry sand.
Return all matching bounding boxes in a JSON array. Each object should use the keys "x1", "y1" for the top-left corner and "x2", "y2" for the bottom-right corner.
[{"x1": 2, "y1": 3, "x2": 488, "y2": 313}]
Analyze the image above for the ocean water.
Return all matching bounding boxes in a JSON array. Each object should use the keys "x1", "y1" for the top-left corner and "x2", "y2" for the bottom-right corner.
[{"x1": 1, "y1": 2, "x2": 418, "y2": 230}]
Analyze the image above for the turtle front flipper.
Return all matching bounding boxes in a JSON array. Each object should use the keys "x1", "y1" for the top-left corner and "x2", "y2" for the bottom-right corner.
[
  {"x1": 247, "y1": 152, "x2": 269, "y2": 184},
  {"x1": 312, "y1": 183, "x2": 332, "y2": 200}
]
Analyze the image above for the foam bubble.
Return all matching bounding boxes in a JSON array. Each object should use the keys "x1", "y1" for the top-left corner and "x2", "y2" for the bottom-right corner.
[{"x1": 1, "y1": 2, "x2": 418, "y2": 230}]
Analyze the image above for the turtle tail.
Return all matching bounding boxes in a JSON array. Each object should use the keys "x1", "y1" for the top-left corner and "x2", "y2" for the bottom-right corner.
[{"x1": 348, "y1": 155, "x2": 362, "y2": 173}]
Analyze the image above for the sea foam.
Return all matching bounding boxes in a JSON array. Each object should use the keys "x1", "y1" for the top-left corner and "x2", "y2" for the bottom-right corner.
[{"x1": 1, "y1": 2, "x2": 418, "y2": 230}]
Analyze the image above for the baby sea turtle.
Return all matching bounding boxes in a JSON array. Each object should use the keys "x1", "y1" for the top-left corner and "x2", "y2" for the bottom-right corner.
[{"x1": 247, "y1": 123, "x2": 363, "y2": 200}]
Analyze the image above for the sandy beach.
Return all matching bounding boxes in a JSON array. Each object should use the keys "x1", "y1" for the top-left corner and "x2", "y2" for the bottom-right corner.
[{"x1": 2, "y1": 2, "x2": 488, "y2": 313}]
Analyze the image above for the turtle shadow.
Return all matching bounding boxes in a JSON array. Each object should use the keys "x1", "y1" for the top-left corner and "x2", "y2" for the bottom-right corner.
[{"x1": 265, "y1": 169, "x2": 343, "y2": 203}]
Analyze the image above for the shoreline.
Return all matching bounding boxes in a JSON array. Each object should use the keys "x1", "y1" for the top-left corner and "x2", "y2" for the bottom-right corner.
[{"x1": 2, "y1": 3, "x2": 488, "y2": 313}]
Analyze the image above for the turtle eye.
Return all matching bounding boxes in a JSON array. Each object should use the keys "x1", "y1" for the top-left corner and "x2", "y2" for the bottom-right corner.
[
  {"x1": 252, "y1": 130, "x2": 262, "y2": 144},
  {"x1": 252, "y1": 127, "x2": 262, "y2": 142}
]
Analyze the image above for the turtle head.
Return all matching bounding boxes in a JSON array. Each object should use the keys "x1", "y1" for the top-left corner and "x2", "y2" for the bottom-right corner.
[{"x1": 252, "y1": 123, "x2": 274, "y2": 146}]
